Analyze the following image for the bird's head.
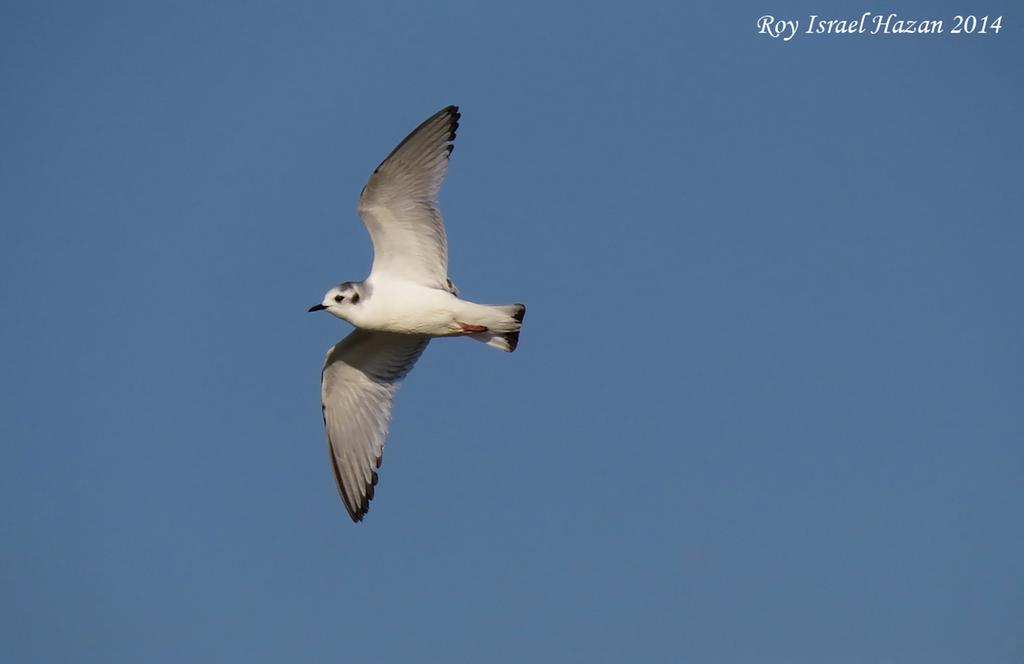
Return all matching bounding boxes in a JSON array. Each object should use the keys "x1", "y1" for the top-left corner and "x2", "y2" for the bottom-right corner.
[{"x1": 309, "y1": 282, "x2": 362, "y2": 320}]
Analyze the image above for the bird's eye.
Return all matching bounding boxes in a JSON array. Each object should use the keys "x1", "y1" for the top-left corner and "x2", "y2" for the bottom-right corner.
[{"x1": 334, "y1": 294, "x2": 344, "y2": 303}]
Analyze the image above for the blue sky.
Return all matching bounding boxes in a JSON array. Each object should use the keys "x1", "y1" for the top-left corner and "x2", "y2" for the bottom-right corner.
[{"x1": 2, "y1": 1, "x2": 1021, "y2": 662}]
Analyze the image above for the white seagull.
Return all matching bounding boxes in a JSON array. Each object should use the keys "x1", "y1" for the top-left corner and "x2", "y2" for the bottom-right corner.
[{"x1": 308, "y1": 106, "x2": 526, "y2": 522}]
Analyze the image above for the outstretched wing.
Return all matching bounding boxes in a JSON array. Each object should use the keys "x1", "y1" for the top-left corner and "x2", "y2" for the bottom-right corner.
[
  {"x1": 321, "y1": 330, "x2": 430, "y2": 522},
  {"x1": 357, "y1": 105, "x2": 460, "y2": 288}
]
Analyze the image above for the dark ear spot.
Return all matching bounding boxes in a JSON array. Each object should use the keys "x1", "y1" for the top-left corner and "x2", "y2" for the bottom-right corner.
[{"x1": 350, "y1": 293, "x2": 360, "y2": 304}]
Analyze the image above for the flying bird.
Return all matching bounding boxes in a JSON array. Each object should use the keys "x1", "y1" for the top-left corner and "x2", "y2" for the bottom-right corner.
[{"x1": 308, "y1": 106, "x2": 525, "y2": 522}]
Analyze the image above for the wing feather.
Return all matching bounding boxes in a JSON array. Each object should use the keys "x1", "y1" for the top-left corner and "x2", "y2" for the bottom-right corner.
[
  {"x1": 321, "y1": 330, "x2": 429, "y2": 522},
  {"x1": 357, "y1": 105, "x2": 460, "y2": 287}
]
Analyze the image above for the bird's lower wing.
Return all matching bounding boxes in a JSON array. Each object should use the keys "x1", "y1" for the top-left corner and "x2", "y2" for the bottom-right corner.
[{"x1": 321, "y1": 330, "x2": 430, "y2": 521}]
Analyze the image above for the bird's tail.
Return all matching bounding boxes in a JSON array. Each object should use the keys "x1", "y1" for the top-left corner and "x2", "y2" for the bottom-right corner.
[{"x1": 470, "y1": 304, "x2": 526, "y2": 352}]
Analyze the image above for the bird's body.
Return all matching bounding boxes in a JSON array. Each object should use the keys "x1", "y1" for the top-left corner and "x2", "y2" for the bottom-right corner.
[
  {"x1": 308, "y1": 105, "x2": 525, "y2": 521},
  {"x1": 340, "y1": 277, "x2": 521, "y2": 338}
]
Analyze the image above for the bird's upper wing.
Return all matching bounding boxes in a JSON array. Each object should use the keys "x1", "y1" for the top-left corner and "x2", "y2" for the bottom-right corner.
[
  {"x1": 321, "y1": 330, "x2": 430, "y2": 522},
  {"x1": 357, "y1": 105, "x2": 460, "y2": 288}
]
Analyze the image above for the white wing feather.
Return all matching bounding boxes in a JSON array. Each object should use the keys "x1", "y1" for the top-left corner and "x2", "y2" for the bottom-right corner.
[
  {"x1": 321, "y1": 330, "x2": 429, "y2": 521},
  {"x1": 357, "y1": 105, "x2": 460, "y2": 288}
]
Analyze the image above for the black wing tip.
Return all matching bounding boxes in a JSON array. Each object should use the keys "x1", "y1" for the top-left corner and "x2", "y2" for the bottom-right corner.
[
  {"x1": 441, "y1": 105, "x2": 460, "y2": 156},
  {"x1": 329, "y1": 443, "x2": 377, "y2": 524},
  {"x1": 344, "y1": 472, "x2": 378, "y2": 523},
  {"x1": 371, "y1": 104, "x2": 461, "y2": 174},
  {"x1": 444, "y1": 104, "x2": 460, "y2": 135},
  {"x1": 420, "y1": 104, "x2": 459, "y2": 149},
  {"x1": 343, "y1": 485, "x2": 374, "y2": 523}
]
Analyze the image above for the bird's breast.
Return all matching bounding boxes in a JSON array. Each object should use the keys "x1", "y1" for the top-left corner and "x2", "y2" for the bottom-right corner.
[{"x1": 353, "y1": 285, "x2": 459, "y2": 336}]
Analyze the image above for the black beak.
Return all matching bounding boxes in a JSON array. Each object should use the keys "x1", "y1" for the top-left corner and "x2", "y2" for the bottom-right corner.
[{"x1": 308, "y1": 304, "x2": 327, "y2": 312}]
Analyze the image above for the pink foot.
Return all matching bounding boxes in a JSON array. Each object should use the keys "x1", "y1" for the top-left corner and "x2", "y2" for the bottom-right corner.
[{"x1": 457, "y1": 322, "x2": 488, "y2": 334}]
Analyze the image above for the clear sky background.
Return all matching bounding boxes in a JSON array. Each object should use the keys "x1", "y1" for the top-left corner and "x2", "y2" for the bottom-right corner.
[{"x1": 2, "y1": 1, "x2": 1021, "y2": 662}]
